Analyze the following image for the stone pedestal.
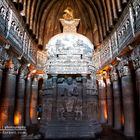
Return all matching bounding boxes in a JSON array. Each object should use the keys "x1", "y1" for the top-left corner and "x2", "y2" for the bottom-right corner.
[
  {"x1": 121, "y1": 66, "x2": 135, "y2": 136},
  {"x1": 30, "y1": 77, "x2": 38, "y2": 124},
  {"x1": 40, "y1": 75, "x2": 102, "y2": 139},
  {"x1": 106, "y1": 78, "x2": 113, "y2": 126},
  {"x1": 25, "y1": 77, "x2": 32, "y2": 126}
]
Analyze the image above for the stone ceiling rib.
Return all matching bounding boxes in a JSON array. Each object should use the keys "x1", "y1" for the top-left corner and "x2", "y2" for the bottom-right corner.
[{"x1": 11, "y1": 0, "x2": 129, "y2": 49}]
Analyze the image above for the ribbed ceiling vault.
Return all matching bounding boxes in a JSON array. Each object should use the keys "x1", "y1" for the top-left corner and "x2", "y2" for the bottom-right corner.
[{"x1": 12, "y1": 0, "x2": 129, "y2": 49}]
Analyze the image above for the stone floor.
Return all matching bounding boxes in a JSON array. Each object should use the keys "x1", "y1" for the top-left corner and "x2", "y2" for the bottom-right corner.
[
  {"x1": 42, "y1": 125, "x2": 139, "y2": 140},
  {"x1": 100, "y1": 125, "x2": 139, "y2": 140},
  {"x1": 1, "y1": 124, "x2": 139, "y2": 140}
]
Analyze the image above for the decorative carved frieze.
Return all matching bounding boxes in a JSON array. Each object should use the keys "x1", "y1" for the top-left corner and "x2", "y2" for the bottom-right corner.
[
  {"x1": 100, "y1": 39, "x2": 112, "y2": 66},
  {"x1": 110, "y1": 31, "x2": 118, "y2": 57},
  {"x1": 132, "y1": 0, "x2": 140, "y2": 33},
  {"x1": 94, "y1": 2, "x2": 140, "y2": 70},
  {"x1": 0, "y1": 0, "x2": 37, "y2": 63},
  {"x1": 93, "y1": 48, "x2": 101, "y2": 70},
  {"x1": 117, "y1": 5, "x2": 134, "y2": 49}
]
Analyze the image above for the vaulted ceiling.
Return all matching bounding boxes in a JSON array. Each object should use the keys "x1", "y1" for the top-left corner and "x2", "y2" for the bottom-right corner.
[{"x1": 12, "y1": 0, "x2": 129, "y2": 49}]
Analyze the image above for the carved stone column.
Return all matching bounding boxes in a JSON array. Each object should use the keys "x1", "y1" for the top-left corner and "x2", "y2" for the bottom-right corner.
[
  {"x1": 0, "y1": 63, "x2": 4, "y2": 127},
  {"x1": 131, "y1": 46, "x2": 140, "y2": 131},
  {"x1": 97, "y1": 74, "x2": 107, "y2": 124},
  {"x1": 105, "y1": 73, "x2": 113, "y2": 126},
  {"x1": 82, "y1": 74, "x2": 88, "y2": 120},
  {"x1": 51, "y1": 74, "x2": 57, "y2": 120},
  {"x1": 14, "y1": 67, "x2": 26, "y2": 126},
  {"x1": 30, "y1": 76, "x2": 39, "y2": 124},
  {"x1": 0, "y1": 60, "x2": 17, "y2": 126},
  {"x1": 25, "y1": 74, "x2": 32, "y2": 126},
  {"x1": 0, "y1": 63, "x2": 4, "y2": 96},
  {"x1": 118, "y1": 62, "x2": 135, "y2": 136},
  {"x1": 111, "y1": 68, "x2": 122, "y2": 129},
  {"x1": 136, "y1": 67, "x2": 140, "y2": 115}
]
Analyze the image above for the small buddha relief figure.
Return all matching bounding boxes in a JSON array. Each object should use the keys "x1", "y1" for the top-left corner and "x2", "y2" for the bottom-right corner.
[{"x1": 63, "y1": 7, "x2": 74, "y2": 20}]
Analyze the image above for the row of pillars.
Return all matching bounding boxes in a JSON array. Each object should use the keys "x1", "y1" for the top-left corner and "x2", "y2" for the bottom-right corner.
[
  {"x1": 0, "y1": 65, "x2": 39, "y2": 128},
  {"x1": 97, "y1": 64, "x2": 139, "y2": 137}
]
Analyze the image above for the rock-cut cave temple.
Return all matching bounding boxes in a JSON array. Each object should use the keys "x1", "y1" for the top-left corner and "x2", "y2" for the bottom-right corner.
[{"x1": 0, "y1": 0, "x2": 140, "y2": 139}]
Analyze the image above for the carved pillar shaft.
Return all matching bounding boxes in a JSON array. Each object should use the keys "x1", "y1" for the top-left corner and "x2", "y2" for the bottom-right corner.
[
  {"x1": 121, "y1": 66, "x2": 135, "y2": 136},
  {"x1": 51, "y1": 75, "x2": 57, "y2": 120},
  {"x1": 98, "y1": 78, "x2": 107, "y2": 124},
  {"x1": 25, "y1": 76, "x2": 32, "y2": 126},
  {"x1": 106, "y1": 78, "x2": 113, "y2": 126},
  {"x1": 0, "y1": 68, "x2": 3, "y2": 96},
  {"x1": 135, "y1": 68, "x2": 140, "y2": 121},
  {"x1": 131, "y1": 46, "x2": 140, "y2": 134},
  {"x1": 111, "y1": 71, "x2": 122, "y2": 129},
  {"x1": 1, "y1": 71, "x2": 16, "y2": 125},
  {"x1": 15, "y1": 74, "x2": 25, "y2": 126},
  {"x1": 30, "y1": 77, "x2": 38, "y2": 124}
]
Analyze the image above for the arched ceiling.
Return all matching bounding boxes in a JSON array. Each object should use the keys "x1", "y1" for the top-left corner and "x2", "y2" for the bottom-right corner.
[{"x1": 12, "y1": 0, "x2": 129, "y2": 49}]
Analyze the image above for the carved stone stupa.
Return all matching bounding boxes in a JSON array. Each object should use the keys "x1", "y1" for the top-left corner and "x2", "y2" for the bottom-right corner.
[{"x1": 40, "y1": 7, "x2": 101, "y2": 139}]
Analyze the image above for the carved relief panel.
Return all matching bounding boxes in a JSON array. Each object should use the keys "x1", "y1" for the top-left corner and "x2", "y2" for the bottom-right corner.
[{"x1": 42, "y1": 76, "x2": 98, "y2": 122}]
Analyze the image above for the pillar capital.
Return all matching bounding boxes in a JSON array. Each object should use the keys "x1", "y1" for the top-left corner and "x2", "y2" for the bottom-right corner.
[
  {"x1": 4, "y1": 59, "x2": 19, "y2": 75},
  {"x1": 117, "y1": 58, "x2": 131, "y2": 77},
  {"x1": 131, "y1": 55, "x2": 140, "y2": 70},
  {"x1": 96, "y1": 73, "x2": 103, "y2": 81},
  {"x1": 0, "y1": 61, "x2": 5, "y2": 70},
  {"x1": 102, "y1": 71, "x2": 111, "y2": 84},
  {"x1": 131, "y1": 45, "x2": 140, "y2": 70},
  {"x1": 110, "y1": 67, "x2": 118, "y2": 81},
  {"x1": 19, "y1": 65, "x2": 28, "y2": 79},
  {"x1": 118, "y1": 65, "x2": 131, "y2": 77},
  {"x1": 96, "y1": 74, "x2": 105, "y2": 89}
]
